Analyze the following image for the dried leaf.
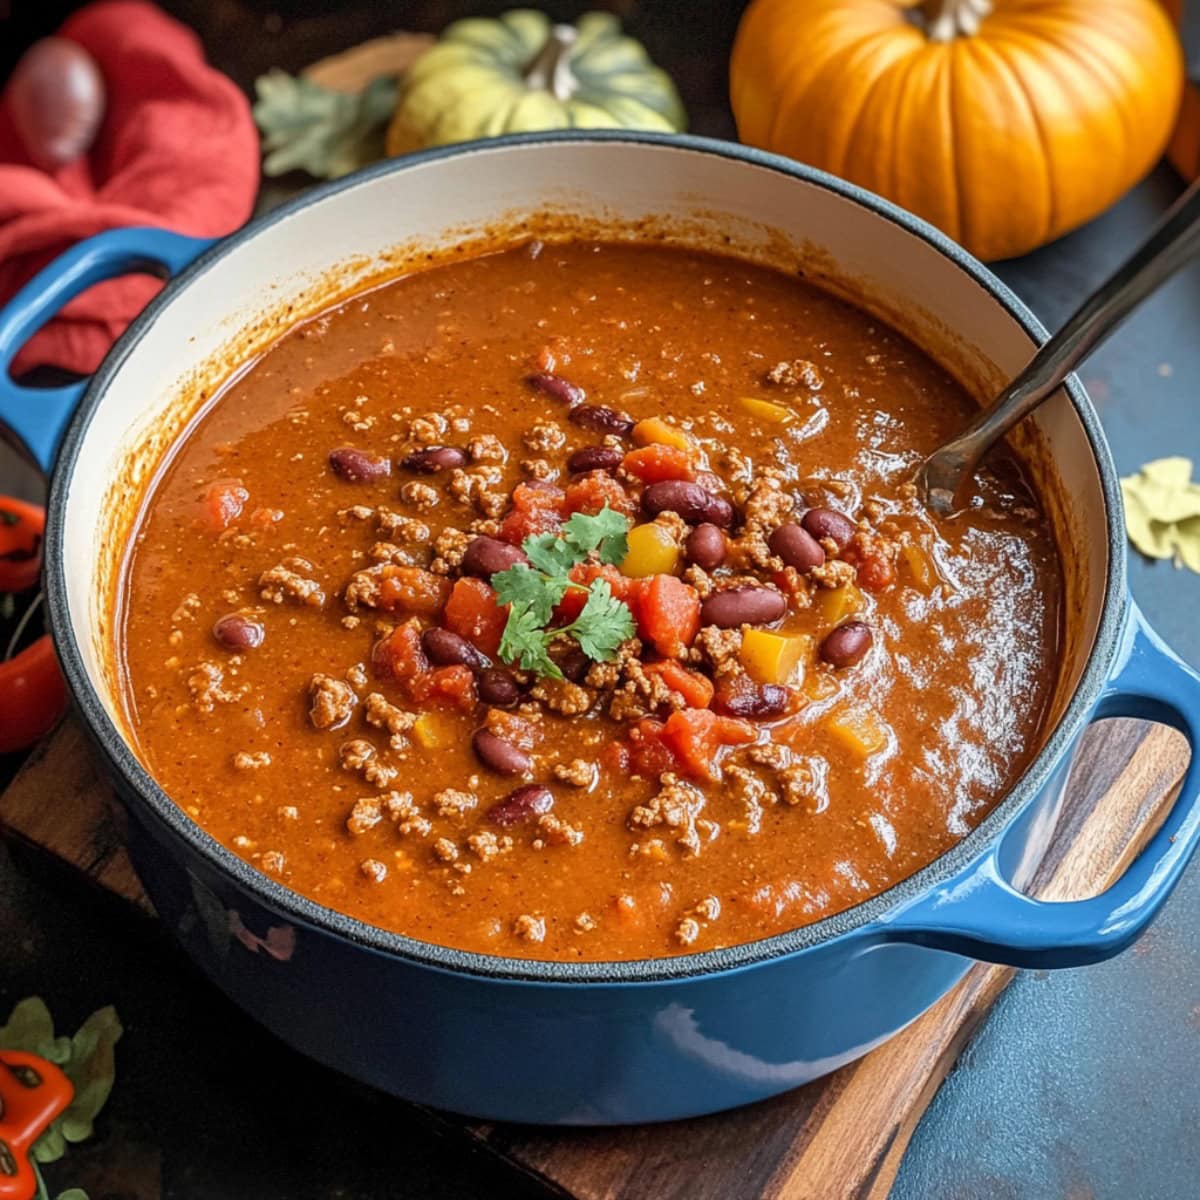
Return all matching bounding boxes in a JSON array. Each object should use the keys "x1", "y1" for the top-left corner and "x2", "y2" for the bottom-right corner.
[
  {"x1": 253, "y1": 70, "x2": 397, "y2": 179},
  {"x1": 303, "y1": 32, "x2": 433, "y2": 94},
  {"x1": 1121, "y1": 457, "x2": 1200, "y2": 573}
]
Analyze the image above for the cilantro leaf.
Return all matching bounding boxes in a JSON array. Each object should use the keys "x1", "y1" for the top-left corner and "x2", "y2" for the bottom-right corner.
[
  {"x1": 523, "y1": 531, "x2": 579, "y2": 577},
  {"x1": 492, "y1": 562, "x2": 562, "y2": 625},
  {"x1": 563, "y1": 507, "x2": 630, "y2": 565},
  {"x1": 492, "y1": 506, "x2": 634, "y2": 679},
  {"x1": 569, "y1": 579, "x2": 636, "y2": 661},
  {"x1": 497, "y1": 606, "x2": 563, "y2": 678}
]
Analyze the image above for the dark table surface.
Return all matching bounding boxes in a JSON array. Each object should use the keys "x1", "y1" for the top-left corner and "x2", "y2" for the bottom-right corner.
[{"x1": 3, "y1": 3, "x2": 1200, "y2": 1198}]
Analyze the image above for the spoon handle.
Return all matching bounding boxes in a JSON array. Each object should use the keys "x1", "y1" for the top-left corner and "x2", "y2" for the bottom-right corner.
[{"x1": 922, "y1": 176, "x2": 1200, "y2": 510}]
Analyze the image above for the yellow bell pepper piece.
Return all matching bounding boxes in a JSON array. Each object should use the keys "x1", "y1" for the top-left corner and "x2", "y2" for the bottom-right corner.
[
  {"x1": 621, "y1": 522, "x2": 681, "y2": 578},
  {"x1": 739, "y1": 396, "x2": 794, "y2": 424},
  {"x1": 740, "y1": 629, "x2": 811, "y2": 685},
  {"x1": 803, "y1": 671, "x2": 839, "y2": 703},
  {"x1": 827, "y1": 705, "x2": 890, "y2": 758},
  {"x1": 632, "y1": 417, "x2": 691, "y2": 452},
  {"x1": 900, "y1": 542, "x2": 937, "y2": 592},
  {"x1": 816, "y1": 583, "x2": 864, "y2": 626},
  {"x1": 412, "y1": 711, "x2": 455, "y2": 750}
]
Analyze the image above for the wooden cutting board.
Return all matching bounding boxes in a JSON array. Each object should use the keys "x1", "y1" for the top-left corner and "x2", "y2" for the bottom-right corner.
[{"x1": 0, "y1": 714, "x2": 1187, "y2": 1200}]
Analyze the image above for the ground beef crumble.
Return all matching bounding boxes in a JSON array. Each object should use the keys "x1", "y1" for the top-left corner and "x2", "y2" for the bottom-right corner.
[
  {"x1": 259, "y1": 558, "x2": 325, "y2": 608},
  {"x1": 531, "y1": 677, "x2": 592, "y2": 716},
  {"x1": 364, "y1": 692, "x2": 416, "y2": 749},
  {"x1": 629, "y1": 774, "x2": 709, "y2": 857},
  {"x1": 432, "y1": 788, "x2": 477, "y2": 819},
  {"x1": 308, "y1": 674, "x2": 357, "y2": 730},
  {"x1": 766, "y1": 358, "x2": 823, "y2": 389},
  {"x1": 553, "y1": 759, "x2": 595, "y2": 788}
]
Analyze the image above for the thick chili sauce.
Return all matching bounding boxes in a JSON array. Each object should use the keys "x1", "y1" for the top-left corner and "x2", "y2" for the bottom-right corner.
[{"x1": 117, "y1": 240, "x2": 1062, "y2": 961}]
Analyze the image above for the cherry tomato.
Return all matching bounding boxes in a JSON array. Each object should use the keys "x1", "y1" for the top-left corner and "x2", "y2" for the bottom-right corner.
[
  {"x1": 0, "y1": 634, "x2": 67, "y2": 754},
  {"x1": 0, "y1": 497, "x2": 45, "y2": 594}
]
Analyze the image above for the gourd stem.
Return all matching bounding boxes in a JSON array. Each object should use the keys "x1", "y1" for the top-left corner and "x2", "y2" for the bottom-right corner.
[
  {"x1": 524, "y1": 24, "x2": 579, "y2": 101},
  {"x1": 919, "y1": 0, "x2": 992, "y2": 41}
]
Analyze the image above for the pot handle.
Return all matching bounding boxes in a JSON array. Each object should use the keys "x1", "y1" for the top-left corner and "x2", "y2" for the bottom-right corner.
[
  {"x1": 882, "y1": 604, "x2": 1200, "y2": 968},
  {"x1": 0, "y1": 227, "x2": 213, "y2": 472}
]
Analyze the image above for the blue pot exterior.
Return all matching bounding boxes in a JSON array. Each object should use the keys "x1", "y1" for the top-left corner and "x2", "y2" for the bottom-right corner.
[
  {"x1": 95, "y1": 608, "x2": 1118, "y2": 1125},
  {"x1": 8, "y1": 133, "x2": 1200, "y2": 1123}
]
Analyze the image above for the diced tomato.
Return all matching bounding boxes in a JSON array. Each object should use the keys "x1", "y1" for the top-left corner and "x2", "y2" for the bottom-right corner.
[
  {"x1": 377, "y1": 567, "x2": 451, "y2": 615},
  {"x1": 497, "y1": 481, "x2": 567, "y2": 544},
  {"x1": 603, "y1": 740, "x2": 632, "y2": 774},
  {"x1": 411, "y1": 665, "x2": 476, "y2": 711},
  {"x1": 643, "y1": 660, "x2": 714, "y2": 709},
  {"x1": 843, "y1": 533, "x2": 897, "y2": 592},
  {"x1": 485, "y1": 708, "x2": 541, "y2": 749},
  {"x1": 564, "y1": 471, "x2": 636, "y2": 516},
  {"x1": 372, "y1": 619, "x2": 427, "y2": 682},
  {"x1": 852, "y1": 554, "x2": 895, "y2": 592},
  {"x1": 621, "y1": 445, "x2": 696, "y2": 484},
  {"x1": 514, "y1": 480, "x2": 566, "y2": 511},
  {"x1": 443, "y1": 577, "x2": 507, "y2": 657},
  {"x1": 634, "y1": 575, "x2": 700, "y2": 658},
  {"x1": 555, "y1": 562, "x2": 641, "y2": 623},
  {"x1": 498, "y1": 505, "x2": 563, "y2": 545},
  {"x1": 627, "y1": 718, "x2": 678, "y2": 777},
  {"x1": 202, "y1": 478, "x2": 248, "y2": 531},
  {"x1": 659, "y1": 708, "x2": 756, "y2": 782}
]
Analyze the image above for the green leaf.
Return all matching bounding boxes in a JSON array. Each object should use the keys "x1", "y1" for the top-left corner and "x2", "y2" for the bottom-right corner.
[
  {"x1": 522, "y1": 532, "x2": 578, "y2": 577},
  {"x1": 562, "y1": 507, "x2": 630, "y2": 565},
  {"x1": 568, "y1": 579, "x2": 636, "y2": 661},
  {"x1": 1121, "y1": 457, "x2": 1200, "y2": 574},
  {"x1": 253, "y1": 71, "x2": 397, "y2": 179},
  {"x1": 1, "y1": 998, "x2": 122, "y2": 1165},
  {"x1": 493, "y1": 563, "x2": 563, "y2": 626}
]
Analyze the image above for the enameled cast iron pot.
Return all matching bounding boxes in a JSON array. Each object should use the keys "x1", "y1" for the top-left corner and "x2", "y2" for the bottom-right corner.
[{"x1": 3, "y1": 134, "x2": 1200, "y2": 1124}]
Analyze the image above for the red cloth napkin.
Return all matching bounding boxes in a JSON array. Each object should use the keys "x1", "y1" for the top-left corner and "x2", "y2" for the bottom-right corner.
[{"x1": 0, "y1": 1, "x2": 259, "y2": 376}]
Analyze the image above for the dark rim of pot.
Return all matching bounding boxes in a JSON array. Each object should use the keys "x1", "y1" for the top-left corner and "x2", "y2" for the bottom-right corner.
[{"x1": 44, "y1": 130, "x2": 1126, "y2": 985}]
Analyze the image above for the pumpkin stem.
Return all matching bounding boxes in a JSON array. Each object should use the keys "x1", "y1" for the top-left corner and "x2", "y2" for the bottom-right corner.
[
  {"x1": 524, "y1": 23, "x2": 579, "y2": 101},
  {"x1": 917, "y1": 0, "x2": 993, "y2": 41}
]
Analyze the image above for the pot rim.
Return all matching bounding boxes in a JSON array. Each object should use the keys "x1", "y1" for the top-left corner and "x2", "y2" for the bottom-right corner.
[{"x1": 44, "y1": 129, "x2": 1127, "y2": 984}]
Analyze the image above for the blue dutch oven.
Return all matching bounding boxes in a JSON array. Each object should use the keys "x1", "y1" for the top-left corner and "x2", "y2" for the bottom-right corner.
[{"x1": 2, "y1": 134, "x2": 1199, "y2": 1124}]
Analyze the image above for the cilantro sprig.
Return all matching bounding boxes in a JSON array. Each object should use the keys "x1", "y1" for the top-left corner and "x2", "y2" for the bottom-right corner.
[{"x1": 493, "y1": 507, "x2": 636, "y2": 679}]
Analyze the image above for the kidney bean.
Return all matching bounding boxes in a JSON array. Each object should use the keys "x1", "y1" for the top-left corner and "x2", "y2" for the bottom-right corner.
[
  {"x1": 422, "y1": 627, "x2": 489, "y2": 670},
  {"x1": 461, "y1": 536, "x2": 528, "y2": 578},
  {"x1": 212, "y1": 613, "x2": 264, "y2": 651},
  {"x1": 685, "y1": 523, "x2": 727, "y2": 570},
  {"x1": 478, "y1": 667, "x2": 522, "y2": 707},
  {"x1": 555, "y1": 645, "x2": 591, "y2": 684},
  {"x1": 472, "y1": 728, "x2": 533, "y2": 776},
  {"x1": 568, "y1": 405, "x2": 635, "y2": 437},
  {"x1": 720, "y1": 683, "x2": 791, "y2": 719},
  {"x1": 488, "y1": 783, "x2": 554, "y2": 827},
  {"x1": 568, "y1": 444, "x2": 623, "y2": 474},
  {"x1": 643, "y1": 481, "x2": 734, "y2": 528},
  {"x1": 803, "y1": 507, "x2": 856, "y2": 550},
  {"x1": 820, "y1": 621, "x2": 873, "y2": 668},
  {"x1": 527, "y1": 372, "x2": 584, "y2": 407},
  {"x1": 769, "y1": 522, "x2": 825, "y2": 572},
  {"x1": 401, "y1": 446, "x2": 468, "y2": 474},
  {"x1": 700, "y1": 586, "x2": 787, "y2": 629},
  {"x1": 328, "y1": 447, "x2": 392, "y2": 482}
]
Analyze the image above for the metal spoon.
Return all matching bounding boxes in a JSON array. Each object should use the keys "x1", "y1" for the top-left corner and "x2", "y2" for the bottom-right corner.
[{"x1": 918, "y1": 176, "x2": 1200, "y2": 516}]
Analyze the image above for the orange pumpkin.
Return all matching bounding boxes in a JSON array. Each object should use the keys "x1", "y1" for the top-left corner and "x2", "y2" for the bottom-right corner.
[{"x1": 730, "y1": 0, "x2": 1184, "y2": 260}]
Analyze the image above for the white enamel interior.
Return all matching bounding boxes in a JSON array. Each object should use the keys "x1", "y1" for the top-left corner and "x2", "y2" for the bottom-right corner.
[{"x1": 58, "y1": 139, "x2": 1106, "y2": 731}]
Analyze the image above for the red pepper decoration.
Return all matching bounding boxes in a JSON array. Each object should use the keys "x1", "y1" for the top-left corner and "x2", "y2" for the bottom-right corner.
[{"x1": 0, "y1": 1050, "x2": 73, "y2": 1200}]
